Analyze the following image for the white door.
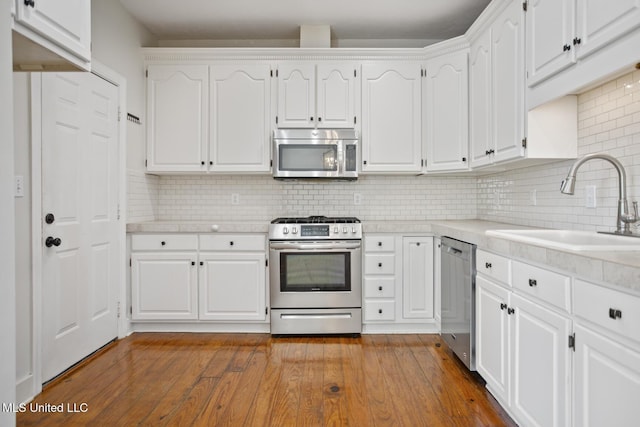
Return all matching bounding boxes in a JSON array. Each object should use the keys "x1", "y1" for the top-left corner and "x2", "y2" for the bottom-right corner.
[
  {"x1": 210, "y1": 64, "x2": 272, "y2": 172},
  {"x1": 402, "y1": 237, "x2": 434, "y2": 319},
  {"x1": 41, "y1": 72, "x2": 119, "y2": 382},
  {"x1": 316, "y1": 63, "x2": 357, "y2": 128},
  {"x1": 469, "y1": 29, "x2": 493, "y2": 168}
]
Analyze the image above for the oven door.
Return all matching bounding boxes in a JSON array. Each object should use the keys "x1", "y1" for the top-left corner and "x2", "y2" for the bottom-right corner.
[{"x1": 269, "y1": 241, "x2": 362, "y2": 309}]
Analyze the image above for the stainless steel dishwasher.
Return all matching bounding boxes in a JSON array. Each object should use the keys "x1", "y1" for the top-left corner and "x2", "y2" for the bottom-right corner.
[{"x1": 440, "y1": 236, "x2": 476, "y2": 371}]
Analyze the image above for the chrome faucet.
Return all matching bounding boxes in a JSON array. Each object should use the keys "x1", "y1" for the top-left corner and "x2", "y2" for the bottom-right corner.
[{"x1": 560, "y1": 153, "x2": 639, "y2": 235}]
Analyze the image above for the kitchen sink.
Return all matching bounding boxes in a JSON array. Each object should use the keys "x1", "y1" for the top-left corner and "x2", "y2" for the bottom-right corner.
[{"x1": 486, "y1": 229, "x2": 640, "y2": 251}]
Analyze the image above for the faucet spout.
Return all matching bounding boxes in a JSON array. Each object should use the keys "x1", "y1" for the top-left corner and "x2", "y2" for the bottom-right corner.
[{"x1": 561, "y1": 153, "x2": 637, "y2": 234}]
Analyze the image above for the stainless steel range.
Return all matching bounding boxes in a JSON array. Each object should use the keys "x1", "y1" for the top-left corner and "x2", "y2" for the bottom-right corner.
[{"x1": 269, "y1": 216, "x2": 362, "y2": 335}]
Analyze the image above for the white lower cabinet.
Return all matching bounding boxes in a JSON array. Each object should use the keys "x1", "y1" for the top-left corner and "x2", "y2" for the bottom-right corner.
[
  {"x1": 363, "y1": 234, "x2": 434, "y2": 332},
  {"x1": 130, "y1": 233, "x2": 268, "y2": 325},
  {"x1": 131, "y1": 253, "x2": 199, "y2": 320},
  {"x1": 476, "y1": 251, "x2": 640, "y2": 427}
]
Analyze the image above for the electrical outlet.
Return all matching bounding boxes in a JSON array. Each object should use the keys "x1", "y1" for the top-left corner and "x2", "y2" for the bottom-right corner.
[
  {"x1": 585, "y1": 185, "x2": 596, "y2": 208},
  {"x1": 15, "y1": 175, "x2": 24, "y2": 197},
  {"x1": 353, "y1": 193, "x2": 362, "y2": 205},
  {"x1": 231, "y1": 193, "x2": 240, "y2": 205}
]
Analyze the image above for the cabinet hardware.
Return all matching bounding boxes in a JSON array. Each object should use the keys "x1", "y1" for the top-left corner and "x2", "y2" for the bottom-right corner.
[
  {"x1": 378, "y1": 286, "x2": 383, "y2": 291},
  {"x1": 229, "y1": 241, "x2": 234, "y2": 246},
  {"x1": 45, "y1": 213, "x2": 55, "y2": 224},
  {"x1": 416, "y1": 242, "x2": 420, "y2": 246},
  {"x1": 145, "y1": 69, "x2": 148, "y2": 78},
  {"x1": 528, "y1": 279, "x2": 537, "y2": 287},
  {"x1": 608, "y1": 308, "x2": 622, "y2": 319},
  {"x1": 522, "y1": 0, "x2": 527, "y2": 11},
  {"x1": 265, "y1": 307, "x2": 268, "y2": 315},
  {"x1": 275, "y1": 116, "x2": 278, "y2": 124},
  {"x1": 145, "y1": 159, "x2": 148, "y2": 167},
  {"x1": 310, "y1": 116, "x2": 314, "y2": 121},
  {"x1": 462, "y1": 157, "x2": 467, "y2": 162},
  {"x1": 485, "y1": 262, "x2": 492, "y2": 269},
  {"x1": 507, "y1": 307, "x2": 515, "y2": 315},
  {"x1": 568, "y1": 333, "x2": 576, "y2": 350},
  {"x1": 353, "y1": 116, "x2": 357, "y2": 125},
  {"x1": 421, "y1": 159, "x2": 424, "y2": 167},
  {"x1": 378, "y1": 309, "x2": 383, "y2": 314},
  {"x1": 200, "y1": 261, "x2": 203, "y2": 266},
  {"x1": 573, "y1": 37, "x2": 582, "y2": 46},
  {"x1": 500, "y1": 303, "x2": 507, "y2": 310},
  {"x1": 161, "y1": 241, "x2": 166, "y2": 246},
  {"x1": 191, "y1": 261, "x2": 195, "y2": 266},
  {"x1": 129, "y1": 259, "x2": 132, "y2": 267},
  {"x1": 563, "y1": 44, "x2": 571, "y2": 51},
  {"x1": 377, "y1": 241, "x2": 382, "y2": 246},
  {"x1": 363, "y1": 160, "x2": 367, "y2": 165},
  {"x1": 201, "y1": 161, "x2": 205, "y2": 165},
  {"x1": 270, "y1": 70, "x2": 273, "y2": 77},
  {"x1": 378, "y1": 262, "x2": 383, "y2": 267},
  {"x1": 318, "y1": 117, "x2": 322, "y2": 122},
  {"x1": 522, "y1": 138, "x2": 527, "y2": 148},
  {"x1": 209, "y1": 161, "x2": 213, "y2": 165}
]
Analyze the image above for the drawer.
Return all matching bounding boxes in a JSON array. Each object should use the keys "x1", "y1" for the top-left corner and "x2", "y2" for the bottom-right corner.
[
  {"x1": 574, "y1": 279, "x2": 640, "y2": 344},
  {"x1": 364, "y1": 236, "x2": 396, "y2": 252},
  {"x1": 131, "y1": 234, "x2": 198, "y2": 251},
  {"x1": 200, "y1": 234, "x2": 265, "y2": 251},
  {"x1": 364, "y1": 277, "x2": 395, "y2": 298},
  {"x1": 364, "y1": 301, "x2": 396, "y2": 322},
  {"x1": 512, "y1": 261, "x2": 571, "y2": 312},
  {"x1": 476, "y1": 249, "x2": 510, "y2": 285},
  {"x1": 364, "y1": 254, "x2": 395, "y2": 275}
]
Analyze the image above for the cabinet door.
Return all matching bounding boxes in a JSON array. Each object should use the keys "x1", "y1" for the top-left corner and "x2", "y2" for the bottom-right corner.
[
  {"x1": 576, "y1": 0, "x2": 640, "y2": 59},
  {"x1": 526, "y1": 0, "x2": 576, "y2": 86},
  {"x1": 469, "y1": 30, "x2": 493, "y2": 168},
  {"x1": 424, "y1": 51, "x2": 469, "y2": 172},
  {"x1": 574, "y1": 324, "x2": 640, "y2": 427},
  {"x1": 402, "y1": 237, "x2": 434, "y2": 319},
  {"x1": 491, "y1": 0, "x2": 526, "y2": 163},
  {"x1": 316, "y1": 63, "x2": 357, "y2": 128},
  {"x1": 15, "y1": 0, "x2": 91, "y2": 62},
  {"x1": 146, "y1": 65, "x2": 208, "y2": 172},
  {"x1": 210, "y1": 64, "x2": 272, "y2": 172},
  {"x1": 199, "y1": 253, "x2": 267, "y2": 321},
  {"x1": 510, "y1": 294, "x2": 571, "y2": 427},
  {"x1": 476, "y1": 276, "x2": 510, "y2": 405},
  {"x1": 277, "y1": 62, "x2": 315, "y2": 128},
  {"x1": 131, "y1": 253, "x2": 198, "y2": 320},
  {"x1": 361, "y1": 62, "x2": 422, "y2": 173}
]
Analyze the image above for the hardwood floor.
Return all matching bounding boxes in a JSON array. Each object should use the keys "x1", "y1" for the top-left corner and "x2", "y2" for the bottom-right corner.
[{"x1": 18, "y1": 333, "x2": 515, "y2": 426}]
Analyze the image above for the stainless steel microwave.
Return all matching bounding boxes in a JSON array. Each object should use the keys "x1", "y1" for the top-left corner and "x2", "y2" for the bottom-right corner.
[{"x1": 272, "y1": 129, "x2": 359, "y2": 180}]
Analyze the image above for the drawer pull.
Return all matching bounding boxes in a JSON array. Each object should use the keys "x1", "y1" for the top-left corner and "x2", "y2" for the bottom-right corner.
[
  {"x1": 378, "y1": 309, "x2": 383, "y2": 314},
  {"x1": 529, "y1": 279, "x2": 537, "y2": 287},
  {"x1": 230, "y1": 241, "x2": 234, "y2": 246},
  {"x1": 200, "y1": 261, "x2": 203, "y2": 266},
  {"x1": 608, "y1": 308, "x2": 622, "y2": 319},
  {"x1": 485, "y1": 262, "x2": 492, "y2": 269},
  {"x1": 378, "y1": 241, "x2": 382, "y2": 247},
  {"x1": 507, "y1": 307, "x2": 515, "y2": 315},
  {"x1": 500, "y1": 303, "x2": 507, "y2": 310},
  {"x1": 191, "y1": 261, "x2": 195, "y2": 266},
  {"x1": 378, "y1": 286, "x2": 383, "y2": 291},
  {"x1": 378, "y1": 262, "x2": 382, "y2": 268},
  {"x1": 161, "y1": 241, "x2": 166, "y2": 246}
]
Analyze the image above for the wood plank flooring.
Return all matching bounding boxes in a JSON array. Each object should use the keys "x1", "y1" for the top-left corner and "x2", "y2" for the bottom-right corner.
[{"x1": 18, "y1": 333, "x2": 515, "y2": 426}]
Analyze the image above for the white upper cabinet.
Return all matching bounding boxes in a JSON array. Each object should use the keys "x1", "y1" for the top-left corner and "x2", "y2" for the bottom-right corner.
[
  {"x1": 210, "y1": 64, "x2": 272, "y2": 172},
  {"x1": 12, "y1": 0, "x2": 91, "y2": 70},
  {"x1": 526, "y1": 0, "x2": 640, "y2": 87},
  {"x1": 526, "y1": 0, "x2": 576, "y2": 86},
  {"x1": 146, "y1": 64, "x2": 209, "y2": 172},
  {"x1": 277, "y1": 62, "x2": 357, "y2": 128},
  {"x1": 491, "y1": 1, "x2": 526, "y2": 164},
  {"x1": 361, "y1": 62, "x2": 422, "y2": 173},
  {"x1": 423, "y1": 50, "x2": 469, "y2": 172},
  {"x1": 469, "y1": 30, "x2": 493, "y2": 168}
]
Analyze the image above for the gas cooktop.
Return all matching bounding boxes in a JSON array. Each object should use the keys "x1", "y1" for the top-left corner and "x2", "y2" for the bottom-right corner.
[{"x1": 271, "y1": 216, "x2": 361, "y2": 224}]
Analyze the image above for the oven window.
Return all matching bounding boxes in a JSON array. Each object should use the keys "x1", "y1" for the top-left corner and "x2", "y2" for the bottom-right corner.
[
  {"x1": 280, "y1": 252, "x2": 351, "y2": 292},
  {"x1": 279, "y1": 144, "x2": 338, "y2": 171}
]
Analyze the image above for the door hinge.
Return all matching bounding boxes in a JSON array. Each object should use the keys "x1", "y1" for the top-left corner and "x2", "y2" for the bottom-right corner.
[
  {"x1": 522, "y1": 1, "x2": 528, "y2": 12},
  {"x1": 522, "y1": 138, "x2": 527, "y2": 148},
  {"x1": 117, "y1": 301, "x2": 121, "y2": 319},
  {"x1": 275, "y1": 116, "x2": 278, "y2": 125},
  {"x1": 117, "y1": 204, "x2": 121, "y2": 220},
  {"x1": 265, "y1": 307, "x2": 269, "y2": 315},
  {"x1": 353, "y1": 116, "x2": 357, "y2": 125},
  {"x1": 354, "y1": 69, "x2": 357, "y2": 78},
  {"x1": 117, "y1": 106, "x2": 122, "y2": 122},
  {"x1": 129, "y1": 258, "x2": 132, "y2": 267},
  {"x1": 276, "y1": 69, "x2": 279, "y2": 78},
  {"x1": 145, "y1": 159, "x2": 148, "y2": 167},
  {"x1": 130, "y1": 306, "x2": 133, "y2": 315},
  {"x1": 568, "y1": 333, "x2": 576, "y2": 351},
  {"x1": 145, "y1": 69, "x2": 148, "y2": 78},
  {"x1": 270, "y1": 69, "x2": 273, "y2": 77},
  {"x1": 270, "y1": 159, "x2": 273, "y2": 167}
]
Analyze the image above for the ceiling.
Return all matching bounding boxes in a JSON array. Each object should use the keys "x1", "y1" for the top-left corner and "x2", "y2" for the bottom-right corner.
[{"x1": 119, "y1": 0, "x2": 491, "y2": 47}]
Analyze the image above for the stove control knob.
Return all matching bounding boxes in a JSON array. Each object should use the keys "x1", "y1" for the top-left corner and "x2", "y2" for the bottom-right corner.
[
  {"x1": 283, "y1": 227, "x2": 289, "y2": 235},
  {"x1": 334, "y1": 226, "x2": 339, "y2": 234},
  {"x1": 352, "y1": 227, "x2": 357, "y2": 234},
  {"x1": 292, "y1": 227, "x2": 298, "y2": 234},
  {"x1": 343, "y1": 227, "x2": 348, "y2": 234}
]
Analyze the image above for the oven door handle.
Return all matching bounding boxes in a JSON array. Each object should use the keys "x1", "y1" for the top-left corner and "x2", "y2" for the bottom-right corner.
[{"x1": 269, "y1": 242, "x2": 361, "y2": 251}]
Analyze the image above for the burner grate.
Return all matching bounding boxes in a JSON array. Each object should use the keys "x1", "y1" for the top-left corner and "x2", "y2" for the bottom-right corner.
[{"x1": 271, "y1": 216, "x2": 361, "y2": 224}]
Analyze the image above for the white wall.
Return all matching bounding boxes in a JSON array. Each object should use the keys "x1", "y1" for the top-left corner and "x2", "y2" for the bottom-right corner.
[
  {"x1": 477, "y1": 70, "x2": 640, "y2": 232},
  {"x1": 1, "y1": 0, "x2": 17, "y2": 423}
]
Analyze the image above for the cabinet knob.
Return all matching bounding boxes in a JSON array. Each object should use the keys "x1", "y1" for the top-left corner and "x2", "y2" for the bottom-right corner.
[
  {"x1": 507, "y1": 307, "x2": 515, "y2": 315},
  {"x1": 485, "y1": 262, "x2": 492, "y2": 269},
  {"x1": 500, "y1": 303, "x2": 507, "y2": 310},
  {"x1": 378, "y1": 262, "x2": 382, "y2": 268},
  {"x1": 416, "y1": 242, "x2": 420, "y2": 246},
  {"x1": 378, "y1": 309, "x2": 383, "y2": 314},
  {"x1": 318, "y1": 117, "x2": 322, "y2": 122},
  {"x1": 310, "y1": 116, "x2": 314, "y2": 121},
  {"x1": 563, "y1": 44, "x2": 571, "y2": 51},
  {"x1": 229, "y1": 241, "x2": 234, "y2": 246},
  {"x1": 377, "y1": 241, "x2": 382, "y2": 247},
  {"x1": 528, "y1": 279, "x2": 537, "y2": 287},
  {"x1": 462, "y1": 157, "x2": 467, "y2": 162},
  {"x1": 161, "y1": 241, "x2": 166, "y2": 246},
  {"x1": 24, "y1": 0, "x2": 35, "y2": 7},
  {"x1": 191, "y1": 261, "x2": 195, "y2": 266},
  {"x1": 363, "y1": 160, "x2": 367, "y2": 165},
  {"x1": 608, "y1": 308, "x2": 622, "y2": 319},
  {"x1": 45, "y1": 213, "x2": 55, "y2": 224},
  {"x1": 209, "y1": 161, "x2": 213, "y2": 165},
  {"x1": 200, "y1": 261, "x2": 204, "y2": 266},
  {"x1": 201, "y1": 161, "x2": 205, "y2": 165},
  {"x1": 378, "y1": 286, "x2": 383, "y2": 291},
  {"x1": 573, "y1": 37, "x2": 582, "y2": 46},
  {"x1": 45, "y1": 237, "x2": 61, "y2": 248}
]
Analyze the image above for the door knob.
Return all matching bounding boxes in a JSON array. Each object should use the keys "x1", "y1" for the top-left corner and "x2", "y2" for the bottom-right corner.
[{"x1": 45, "y1": 237, "x2": 61, "y2": 247}]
